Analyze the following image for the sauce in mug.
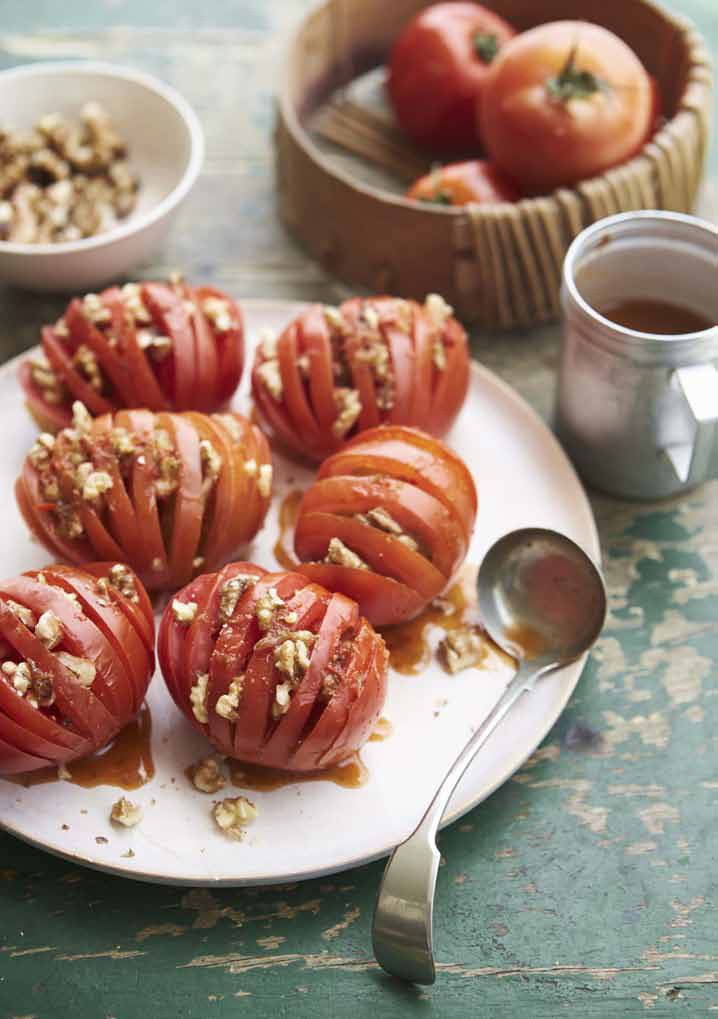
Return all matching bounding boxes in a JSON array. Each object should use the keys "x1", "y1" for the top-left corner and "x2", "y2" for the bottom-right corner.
[{"x1": 598, "y1": 298, "x2": 714, "y2": 335}]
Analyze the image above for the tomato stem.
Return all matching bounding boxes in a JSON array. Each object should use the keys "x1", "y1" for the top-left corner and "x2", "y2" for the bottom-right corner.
[
  {"x1": 473, "y1": 32, "x2": 498, "y2": 64},
  {"x1": 546, "y1": 43, "x2": 608, "y2": 102}
]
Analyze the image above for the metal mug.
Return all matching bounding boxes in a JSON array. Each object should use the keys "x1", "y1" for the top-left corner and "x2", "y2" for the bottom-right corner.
[{"x1": 556, "y1": 210, "x2": 718, "y2": 499}]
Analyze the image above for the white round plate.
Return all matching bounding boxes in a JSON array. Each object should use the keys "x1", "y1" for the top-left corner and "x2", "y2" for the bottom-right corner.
[{"x1": 0, "y1": 300, "x2": 599, "y2": 885}]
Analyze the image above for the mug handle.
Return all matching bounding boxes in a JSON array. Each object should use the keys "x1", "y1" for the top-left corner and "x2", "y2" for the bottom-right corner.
[{"x1": 664, "y1": 363, "x2": 718, "y2": 483}]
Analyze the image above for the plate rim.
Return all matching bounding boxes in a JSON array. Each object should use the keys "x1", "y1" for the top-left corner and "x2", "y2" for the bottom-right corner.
[{"x1": 0, "y1": 298, "x2": 599, "y2": 885}]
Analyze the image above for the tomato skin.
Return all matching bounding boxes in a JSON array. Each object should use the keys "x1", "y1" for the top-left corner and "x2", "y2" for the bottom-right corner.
[
  {"x1": 0, "y1": 562, "x2": 154, "y2": 776},
  {"x1": 251, "y1": 295, "x2": 470, "y2": 462},
  {"x1": 388, "y1": 2, "x2": 516, "y2": 152},
  {"x1": 158, "y1": 566, "x2": 388, "y2": 772},
  {"x1": 18, "y1": 280, "x2": 245, "y2": 432},
  {"x1": 15, "y1": 408, "x2": 272, "y2": 594},
  {"x1": 407, "y1": 159, "x2": 520, "y2": 206},
  {"x1": 294, "y1": 425, "x2": 477, "y2": 626},
  {"x1": 480, "y1": 20, "x2": 654, "y2": 194}
]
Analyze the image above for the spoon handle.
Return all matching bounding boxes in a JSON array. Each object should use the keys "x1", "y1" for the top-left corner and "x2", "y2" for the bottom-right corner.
[{"x1": 414, "y1": 658, "x2": 550, "y2": 842}]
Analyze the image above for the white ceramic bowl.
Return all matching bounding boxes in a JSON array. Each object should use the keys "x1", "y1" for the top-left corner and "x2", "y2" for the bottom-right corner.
[{"x1": 0, "y1": 61, "x2": 204, "y2": 292}]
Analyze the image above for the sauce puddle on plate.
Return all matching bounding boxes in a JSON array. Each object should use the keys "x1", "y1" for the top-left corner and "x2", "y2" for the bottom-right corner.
[
  {"x1": 229, "y1": 753, "x2": 368, "y2": 791},
  {"x1": 7, "y1": 704, "x2": 155, "y2": 790},
  {"x1": 380, "y1": 564, "x2": 512, "y2": 675}
]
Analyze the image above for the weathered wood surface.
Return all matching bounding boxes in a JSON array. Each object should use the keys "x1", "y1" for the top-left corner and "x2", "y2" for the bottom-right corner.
[{"x1": 1, "y1": 2, "x2": 717, "y2": 1016}]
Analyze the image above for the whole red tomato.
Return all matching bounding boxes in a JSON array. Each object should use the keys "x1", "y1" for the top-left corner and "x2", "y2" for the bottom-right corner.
[
  {"x1": 480, "y1": 20, "x2": 655, "y2": 194},
  {"x1": 251, "y1": 294, "x2": 469, "y2": 461},
  {"x1": 158, "y1": 563, "x2": 388, "y2": 771},
  {"x1": 388, "y1": 2, "x2": 516, "y2": 153},
  {"x1": 407, "y1": 159, "x2": 519, "y2": 205},
  {"x1": 19, "y1": 278, "x2": 245, "y2": 433},
  {"x1": 294, "y1": 425, "x2": 478, "y2": 626},
  {"x1": 15, "y1": 405, "x2": 272, "y2": 593},
  {"x1": 0, "y1": 561, "x2": 154, "y2": 774}
]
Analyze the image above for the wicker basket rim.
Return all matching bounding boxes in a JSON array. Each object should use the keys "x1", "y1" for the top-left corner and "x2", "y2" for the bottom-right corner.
[{"x1": 278, "y1": 0, "x2": 713, "y2": 217}]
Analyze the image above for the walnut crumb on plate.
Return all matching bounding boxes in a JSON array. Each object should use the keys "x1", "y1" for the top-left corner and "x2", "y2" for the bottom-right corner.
[
  {"x1": 190, "y1": 756, "x2": 226, "y2": 794},
  {"x1": 110, "y1": 797, "x2": 143, "y2": 828},
  {"x1": 212, "y1": 796, "x2": 257, "y2": 840}
]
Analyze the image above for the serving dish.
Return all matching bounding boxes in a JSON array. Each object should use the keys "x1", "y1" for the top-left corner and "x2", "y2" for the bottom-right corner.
[
  {"x1": 0, "y1": 62, "x2": 204, "y2": 292},
  {"x1": 0, "y1": 300, "x2": 599, "y2": 885},
  {"x1": 276, "y1": 0, "x2": 712, "y2": 328}
]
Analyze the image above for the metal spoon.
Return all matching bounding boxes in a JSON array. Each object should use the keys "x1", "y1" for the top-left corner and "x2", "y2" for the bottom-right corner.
[{"x1": 372, "y1": 527, "x2": 606, "y2": 985}]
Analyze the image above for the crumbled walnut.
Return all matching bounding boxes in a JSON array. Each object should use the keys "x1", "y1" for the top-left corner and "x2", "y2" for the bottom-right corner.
[
  {"x1": 29, "y1": 353, "x2": 64, "y2": 405},
  {"x1": 121, "y1": 282, "x2": 152, "y2": 324},
  {"x1": 53, "y1": 501, "x2": 84, "y2": 539},
  {"x1": 56, "y1": 651, "x2": 96, "y2": 687},
  {"x1": 257, "y1": 358, "x2": 283, "y2": 401},
  {"x1": 219, "y1": 574, "x2": 257, "y2": 623},
  {"x1": 73, "y1": 343, "x2": 103, "y2": 393},
  {"x1": 71, "y1": 400, "x2": 93, "y2": 434},
  {"x1": 199, "y1": 439, "x2": 222, "y2": 483},
  {"x1": 257, "y1": 463, "x2": 273, "y2": 499},
  {"x1": 323, "y1": 305, "x2": 346, "y2": 332},
  {"x1": 82, "y1": 292, "x2": 111, "y2": 326},
  {"x1": 296, "y1": 353, "x2": 310, "y2": 378},
  {"x1": 332, "y1": 388, "x2": 361, "y2": 438},
  {"x1": 215, "y1": 675, "x2": 244, "y2": 721},
  {"x1": 151, "y1": 557, "x2": 163, "y2": 573},
  {"x1": 137, "y1": 328, "x2": 172, "y2": 361},
  {"x1": 107, "y1": 563, "x2": 138, "y2": 602},
  {"x1": 202, "y1": 296, "x2": 233, "y2": 332},
  {"x1": 53, "y1": 316, "x2": 69, "y2": 337},
  {"x1": 172, "y1": 599, "x2": 198, "y2": 625},
  {"x1": 432, "y1": 338, "x2": 447, "y2": 372},
  {"x1": 26, "y1": 661, "x2": 55, "y2": 707},
  {"x1": 324, "y1": 537, "x2": 368, "y2": 571},
  {"x1": 272, "y1": 681, "x2": 292, "y2": 719},
  {"x1": 109, "y1": 427, "x2": 135, "y2": 457},
  {"x1": 10, "y1": 662, "x2": 31, "y2": 696},
  {"x1": 259, "y1": 328, "x2": 278, "y2": 359},
  {"x1": 243, "y1": 458, "x2": 257, "y2": 476},
  {"x1": 273, "y1": 632, "x2": 315, "y2": 683},
  {"x1": 190, "y1": 672, "x2": 210, "y2": 724},
  {"x1": 152, "y1": 429, "x2": 180, "y2": 498},
  {"x1": 81, "y1": 469, "x2": 113, "y2": 503},
  {"x1": 34, "y1": 610, "x2": 63, "y2": 650},
  {"x1": 190, "y1": 756, "x2": 226, "y2": 794},
  {"x1": 255, "y1": 587, "x2": 285, "y2": 630},
  {"x1": 192, "y1": 556, "x2": 205, "y2": 572},
  {"x1": 6, "y1": 599, "x2": 37, "y2": 628},
  {"x1": 362, "y1": 302, "x2": 380, "y2": 331},
  {"x1": 355, "y1": 506, "x2": 419, "y2": 552},
  {"x1": 424, "y1": 293, "x2": 453, "y2": 327},
  {"x1": 0, "y1": 661, "x2": 17, "y2": 677},
  {"x1": 218, "y1": 414, "x2": 242, "y2": 442},
  {"x1": 439, "y1": 627, "x2": 485, "y2": 674},
  {"x1": 110, "y1": 797, "x2": 143, "y2": 828},
  {"x1": 212, "y1": 796, "x2": 257, "y2": 839},
  {"x1": 28, "y1": 432, "x2": 55, "y2": 468}
]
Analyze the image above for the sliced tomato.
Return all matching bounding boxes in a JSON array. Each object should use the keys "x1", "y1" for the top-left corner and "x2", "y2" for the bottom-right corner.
[
  {"x1": 295, "y1": 562, "x2": 425, "y2": 627},
  {"x1": 42, "y1": 327, "x2": 115, "y2": 417}
]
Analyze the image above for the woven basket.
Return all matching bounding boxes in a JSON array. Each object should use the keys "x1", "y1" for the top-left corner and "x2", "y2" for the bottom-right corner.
[{"x1": 275, "y1": 0, "x2": 712, "y2": 328}]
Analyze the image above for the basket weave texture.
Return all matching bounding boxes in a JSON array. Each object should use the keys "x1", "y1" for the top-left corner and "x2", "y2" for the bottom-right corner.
[{"x1": 275, "y1": 0, "x2": 712, "y2": 328}]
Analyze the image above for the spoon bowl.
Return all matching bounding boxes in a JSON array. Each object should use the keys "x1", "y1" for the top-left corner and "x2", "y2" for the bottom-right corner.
[{"x1": 372, "y1": 528, "x2": 606, "y2": 985}]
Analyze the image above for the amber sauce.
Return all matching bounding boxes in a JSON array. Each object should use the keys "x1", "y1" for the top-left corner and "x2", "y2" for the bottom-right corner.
[
  {"x1": 8, "y1": 705, "x2": 155, "y2": 790},
  {"x1": 229, "y1": 754, "x2": 368, "y2": 791},
  {"x1": 369, "y1": 717, "x2": 393, "y2": 742},
  {"x1": 598, "y1": 298, "x2": 714, "y2": 335},
  {"x1": 273, "y1": 489, "x2": 304, "y2": 570},
  {"x1": 381, "y1": 564, "x2": 512, "y2": 675},
  {"x1": 503, "y1": 623, "x2": 547, "y2": 662}
]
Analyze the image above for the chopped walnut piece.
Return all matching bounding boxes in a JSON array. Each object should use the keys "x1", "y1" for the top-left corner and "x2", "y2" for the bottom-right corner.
[
  {"x1": 53, "y1": 501, "x2": 84, "y2": 539},
  {"x1": 218, "y1": 414, "x2": 242, "y2": 442},
  {"x1": 81, "y1": 469, "x2": 113, "y2": 503},
  {"x1": 219, "y1": 574, "x2": 257, "y2": 623},
  {"x1": 121, "y1": 282, "x2": 152, "y2": 324},
  {"x1": 190, "y1": 756, "x2": 226, "y2": 794},
  {"x1": 172, "y1": 599, "x2": 198, "y2": 625},
  {"x1": 190, "y1": 672, "x2": 210, "y2": 724},
  {"x1": 152, "y1": 428, "x2": 180, "y2": 498},
  {"x1": 257, "y1": 359, "x2": 283, "y2": 401},
  {"x1": 424, "y1": 293, "x2": 453, "y2": 327},
  {"x1": 109, "y1": 427, "x2": 135, "y2": 457},
  {"x1": 73, "y1": 343, "x2": 103, "y2": 391},
  {"x1": 355, "y1": 506, "x2": 419, "y2": 553},
  {"x1": 110, "y1": 797, "x2": 143, "y2": 828},
  {"x1": 82, "y1": 292, "x2": 111, "y2": 326},
  {"x1": 255, "y1": 587, "x2": 285, "y2": 631},
  {"x1": 201, "y1": 296, "x2": 232, "y2": 332},
  {"x1": 272, "y1": 681, "x2": 292, "y2": 719},
  {"x1": 243, "y1": 458, "x2": 257, "y2": 476},
  {"x1": 212, "y1": 796, "x2": 257, "y2": 839},
  {"x1": 137, "y1": 328, "x2": 172, "y2": 361},
  {"x1": 29, "y1": 354, "x2": 64, "y2": 405},
  {"x1": 34, "y1": 610, "x2": 63, "y2": 650},
  {"x1": 71, "y1": 400, "x2": 93, "y2": 434},
  {"x1": 257, "y1": 463, "x2": 273, "y2": 499},
  {"x1": 273, "y1": 632, "x2": 315, "y2": 683},
  {"x1": 362, "y1": 302, "x2": 380, "y2": 331},
  {"x1": 332, "y1": 388, "x2": 361, "y2": 438},
  {"x1": 56, "y1": 651, "x2": 96, "y2": 687},
  {"x1": 107, "y1": 563, "x2": 138, "y2": 602},
  {"x1": 259, "y1": 328, "x2": 278, "y2": 359},
  {"x1": 324, "y1": 537, "x2": 368, "y2": 571},
  {"x1": 28, "y1": 432, "x2": 55, "y2": 468},
  {"x1": 9, "y1": 662, "x2": 31, "y2": 696},
  {"x1": 6, "y1": 599, "x2": 37, "y2": 628},
  {"x1": 215, "y1": 675, "x2": 244, "y2": 721},
  {"x1": 199, "y1": 439, "x2": 222, "y2": 483},
  {"x1": 323, "y1": 305, "x2": 346, "y2": 332},
  {"x1": 439, "y1": 627, "x2": 486, "y2": 674}
]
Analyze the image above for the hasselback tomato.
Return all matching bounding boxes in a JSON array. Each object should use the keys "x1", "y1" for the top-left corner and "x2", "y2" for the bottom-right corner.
[
  {"x1": 388, "y1": 1, "x2": 516, "y2": 152},
  {"x1": 15, "y1": 403, "x2": 272, "y2": 593},
  {"x1": 158, "y1": 564, "x2": 388, "y2": 771},
  {"x1": 294, "y1": 426, "x2": 478, "y2": 626},
  {"x1": 251, "y1": 295, "x2": 470, "y2": 461},
  {"x1": 0, "y1": 561, "x2": 154, "y2": 775},
  {"x1": 479, "y1": 21, "x2": 654, "y2": 194},
  {"x1": 407, "y1": 159, "x2": 519, "y2": 206},
  {"x1": 19, "y1": 278, "x2": 244, "y2": 432}
]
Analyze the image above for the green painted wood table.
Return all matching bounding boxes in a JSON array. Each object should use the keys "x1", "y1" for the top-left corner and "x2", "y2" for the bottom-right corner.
[{"x1": 1, "y1": 2, "x2": 717, "y2": 1016}]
